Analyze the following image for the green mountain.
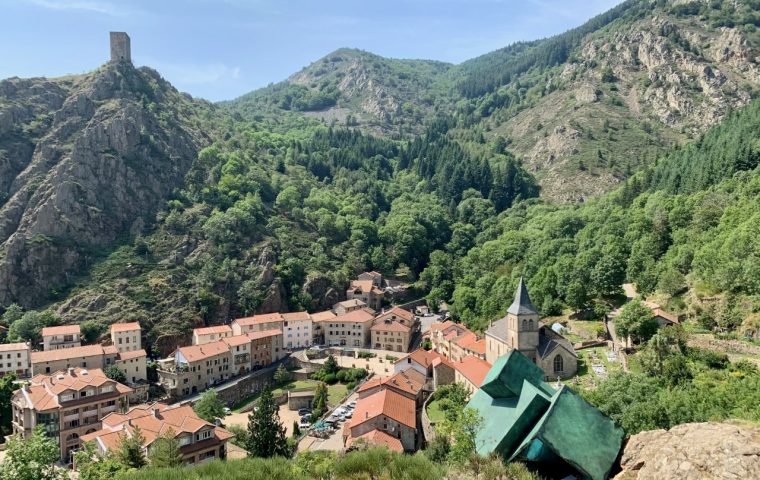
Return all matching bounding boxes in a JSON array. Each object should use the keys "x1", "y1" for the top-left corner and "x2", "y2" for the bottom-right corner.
[
  {"x1": 228, "y1": 0, "x2": 760, "y2": 201},
  {"x1": 0, "y1": 0, "x2": 758, "y2": 351}
]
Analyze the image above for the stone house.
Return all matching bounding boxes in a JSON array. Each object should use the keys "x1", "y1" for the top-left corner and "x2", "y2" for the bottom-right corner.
[
  {"x1": 344, "y1": 388, "x2": 418, "y2": 452},
  {"x1": 429, "y1": 321, "x2": 486, "y2": 362},
  {"x1": 82, "y1": 402, "x2": 233, "y2": 466},
  {"x1": 370, "y1": 319, "x2": 411, "y2": 352},
  {"x1": 193, "y1": 325, "x2": 233, "y2": 345},
  {"x1": 160, "y1": 341, "x2": 232, "y2": 397},
  {"x1": 485, "y1": 278, "x2": 577, "y2": 380},
  {"x1": 310, "y1": 310, "x2": 336, "y2": 345},
  {"x1": 231, "y1": 313, "x2": 284, "y2": 336},
  {"x1": 41, "y1": 325, "x2": 81, "y2": 351},
  {"x1": 0, "y1": 342, "x2": 31, "y2": 378},
  {"x1": 222, "y1": 335, "x2": 252, "y2": 376},
  {"x1": 452, "y1": 355, "x2": 491, "y2": 394},
  {"x1": 247, "y1": 328, "x2": 284, "y2": 365},
  {"x1": 282, "y1": 311, "x2": 312, "y2": 349},
  {"x1": 110, "y1": 322, "x2": 142, "y2": 353},
  {"x1": 333, "y1": 299, "x2": 368, "y2": 316},
  {"x1": 356, "y1": 368, "x2": 426, "y2": 405},
  {"x1": 346, "y1": 279, "x2": 384, "y2": 311},
  {"x1": 324, "y1": 308, "x2": 375, "y2": 348},
  {"x1": 11, "y1": 367, "x2": 132, "y2": 462}
]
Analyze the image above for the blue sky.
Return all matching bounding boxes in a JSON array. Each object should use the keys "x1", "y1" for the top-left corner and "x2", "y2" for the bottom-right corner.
[{"x1": 0, "y1": 0, "x2": 621, "y2": 101}]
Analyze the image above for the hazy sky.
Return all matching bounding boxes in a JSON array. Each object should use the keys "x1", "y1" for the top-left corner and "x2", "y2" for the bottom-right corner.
[{"x1": 0, "y1": 0, "x2": 621, "y2": 101}]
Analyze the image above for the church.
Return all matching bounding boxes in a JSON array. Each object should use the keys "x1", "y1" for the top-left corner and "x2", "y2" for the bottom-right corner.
[{"x1": 485, "y1": 278, "x2": 578, "y2": 379}]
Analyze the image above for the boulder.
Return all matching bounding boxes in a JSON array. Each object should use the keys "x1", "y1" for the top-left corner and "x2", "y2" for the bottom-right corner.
[{"x1": 614, "y1": 422, "x2": 760, "y2": 480}]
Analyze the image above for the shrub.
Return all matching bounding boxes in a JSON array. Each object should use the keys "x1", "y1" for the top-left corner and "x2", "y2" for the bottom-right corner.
[
  {"x1": 336, "y1": 370, "x2": 349, "y2": 383},
  {"x1": 323, "y1": 373, "x2": 337, "y2": 385}
]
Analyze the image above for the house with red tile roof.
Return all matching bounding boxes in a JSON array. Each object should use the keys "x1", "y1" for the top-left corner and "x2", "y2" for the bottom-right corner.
[
  {"x1": 41, "y1": 325, "x2": 81, "y2": 351},
  {"x1": 347, "y1": 275, "x2": 385, "y2": 311},
  {"x1": 325, "y1": 307, "x2": 376, "y2": 348},
  {"x1": 282, "y1": 311, "x2": 313, "y2": 349},
  {"x1": 11, "y1": 367, "x2": 132, "y2": 462},
  {"x1": 230, "y1": 313, "x2": 284, "y2": 336},
  {"x1": 453, "y1": 355, "x2": 492, "y2": 394},
  {"x1": 356, "y1": 368, "x2": 427, "y2": 404},
  {"x1": 192, "y1": 325, "x2": 233, "y2": 345},
  {"x1": 158, "y1": 340, "x2": 232, "y2": 397},
  {"x1": 110, "y1": 322, "x2": 142, "y2": 354},
  {"x1": 0, "y1": 341, "x2": 31, "y2": 378},
  {"x1": 81, "y1": 402, "x2": 233, "y2": 466},
  {"x1": 344, "y1": 388, "x2": 418, "y2": 452},
  {"x1": 310, "y1": 310, "x2": 336, "y2": 344}
]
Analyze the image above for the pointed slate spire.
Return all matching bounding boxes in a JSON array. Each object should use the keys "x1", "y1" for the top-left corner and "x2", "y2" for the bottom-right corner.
[{"x1": 507, "y1": 277, "x2": 539, "y2": 316}]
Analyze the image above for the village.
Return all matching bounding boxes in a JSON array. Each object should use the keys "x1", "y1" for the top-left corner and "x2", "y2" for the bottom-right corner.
[{"x1": 0, "y1": 267, "x2": 689, "y2": 479}]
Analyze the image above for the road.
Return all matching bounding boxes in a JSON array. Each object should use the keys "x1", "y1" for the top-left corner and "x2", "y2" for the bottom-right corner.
[{"x1": 170, "y1": 357, "x2": 287, "y2": 406}]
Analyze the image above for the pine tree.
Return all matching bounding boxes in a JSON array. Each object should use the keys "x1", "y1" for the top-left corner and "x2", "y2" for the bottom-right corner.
[
  {"x1": 193, "y1": 389, "x2": 225, "y2": 423},
  {"x1": 148, "y1": 427, "x2": 183, "y2": 467},
  {"x1": 116, "y1": 425, "x2": 147, "y2": 469},
  {"x1": 311, "y1": 382, "x2": 328, "y2": 419},
  {"x1": 245, "y1": 388, "x2": 291, "y2": 458}
]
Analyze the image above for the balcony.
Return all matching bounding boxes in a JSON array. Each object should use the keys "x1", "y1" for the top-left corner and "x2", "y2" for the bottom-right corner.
[
  {"x1": 101, "y1": 405, "x2": 117, "y2": 414},
  {"x1": 63, "y1": 412, "x2": 79, "y2": 422},
  {"x1": 82, "y1": 408, "x2": 98, "y2": 417}
]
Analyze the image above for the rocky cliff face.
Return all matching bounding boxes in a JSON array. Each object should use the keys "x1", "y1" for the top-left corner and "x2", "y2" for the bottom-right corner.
[
  {"x1": 0, "y1": 63, "x2": 214, "y2": 308},
  {"x1": 494, "y1": 7, "x2": 760, "y2": 201},
  {"x1": 614, "y1": 421, "x2": 760, "y2": 480}
]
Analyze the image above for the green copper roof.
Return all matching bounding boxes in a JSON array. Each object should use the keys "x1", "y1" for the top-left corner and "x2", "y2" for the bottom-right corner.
[{"x1": 466, "y1": 351, "x2": 624, "y2": 480}]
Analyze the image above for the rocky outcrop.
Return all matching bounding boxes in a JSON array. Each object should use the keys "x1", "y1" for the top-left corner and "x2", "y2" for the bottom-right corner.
[
  {"x1": 302, "y1": 273, "x2": 341, "y2": 311},
  {"x1": 0, "y1": 63, "x2": 213, "y2": 308},
  {"x1": 614, "y1": 422, "x2": 760, "y2": 480}
]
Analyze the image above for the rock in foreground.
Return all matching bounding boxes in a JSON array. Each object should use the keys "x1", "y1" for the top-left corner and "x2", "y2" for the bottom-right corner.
[{"x1": 614, "y1": 422, "x2": 760, "y2": 480}]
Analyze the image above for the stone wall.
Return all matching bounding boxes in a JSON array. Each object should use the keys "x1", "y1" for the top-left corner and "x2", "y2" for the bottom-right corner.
[{"x1": 109, "y1": 32, "x2": 131, "y2": 63}]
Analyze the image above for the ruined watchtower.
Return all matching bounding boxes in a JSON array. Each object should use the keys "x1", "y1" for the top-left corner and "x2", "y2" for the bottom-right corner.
[{"x1": 109, "y1": 32, "x2": 131, "y2": 63}]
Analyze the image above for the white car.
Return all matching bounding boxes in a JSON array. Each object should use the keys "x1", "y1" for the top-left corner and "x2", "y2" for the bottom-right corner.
[
  {"x1": 299, "y1": 421, "x2": 311, "y2": 429},
  {"x1": 347, "y1": 401, "x2": 357, "y2": 409}
]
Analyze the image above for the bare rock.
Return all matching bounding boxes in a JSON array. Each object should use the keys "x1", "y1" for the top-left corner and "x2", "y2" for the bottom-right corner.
[{"x1": 614, "y1": 422, "x2": 760, "y2": 480}]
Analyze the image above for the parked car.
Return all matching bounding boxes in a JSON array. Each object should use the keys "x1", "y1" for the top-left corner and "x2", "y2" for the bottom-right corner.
[
  {"x1": 223, "y1": 407, "x2": 231, "y2": 414},
  {"x1": 298, "y1": 408, "x2": 311, "y2": 416},
  {"x1": 343, "y1": 410, "x2": 353, "y2": 419},
  {"x1": 347, "y1": 401, "x2": 357, "y2": 409},
  {"x1": 298, "y1": 421, "x2": 311, "y2": 429},
  {"x1": 301, "y1": 414, "x2": 312, "y2": 422}
]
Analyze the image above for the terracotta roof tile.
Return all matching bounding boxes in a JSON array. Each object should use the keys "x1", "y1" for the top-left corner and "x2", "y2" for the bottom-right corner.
[
  {"x1": 177, "y1": 341, "x2": 229, "y2": 363},
  {"x1": 335, "y1": 308, "x2": 376, "y2": 324},
  {"x1": 193, "y1": 325, "x2": 232, "y2": 336},
  {"x1": 232, "y1": 313, "x2": 284, "y2": 326},
  {"x1": 0, "y1": 342, "x2": 28, "y2": 352},
  {"x1": 350, "y1": 388, "x2": 416, "y2": 429},
  {"x1": 222, "y1": 335, "x2": 251, "y2": 347},
  {"x1": 310, "y1": 310, "x2": 336, "y2": 322},
  {"x1": 376, "y1": 307, "x2": 414, "y2": 323},
  {"x1": 41, "y1": 325, "x2": 80, "y2": 336},
  {"x1": 81, "y1": 403, "x2": 232, "y2": 451},
  {"x1": 349, "y1": 429, "x2": 403, "y2": 452},
  {"x1": 282, "y1": 311, "x2": 310, "y2": 321},
  {"x1": 110, "y1": 322, "x2": 141, "y2": 332},
  {"x1": 454, "y1": 356, "x2": 491, "y2": 388},
  {"x1": 31, "y1": 344, "x2": 105, "y2": 363},
  {"x1": 118, "y1": 349, "x2": 147, "y2": 361}
]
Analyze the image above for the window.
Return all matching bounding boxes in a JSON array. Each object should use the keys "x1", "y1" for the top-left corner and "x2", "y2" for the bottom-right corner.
[
  {"x1": 553, "y1": 355, "x2": 564, "y2": 373},
  {"x1": 522, "y1": 319, "x2": 527, "y2": 329},
  {"x1": 196, "y1": 430, "x2": 212, "y2": 441},
  {"x1": 528, "y1": 320, "x2": 534, "y2": 330}
]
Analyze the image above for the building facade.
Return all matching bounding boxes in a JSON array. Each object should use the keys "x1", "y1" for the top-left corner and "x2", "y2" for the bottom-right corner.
[
  {"x1": 344, "y1": 388, "x2": 418, "y2": 452},
  {"x1": 82, "y1": 402, "x2": 233, "y2": 466},
  {"x1": 110, "y1": 322, "x2": 142, "y2": 354},
  {"x1": 0, "y1": 342, "x2": 31, "y2": 378},
  {"x1": 11, "y1": 367, "x2": 132, "y2": 462},
  {"x1": 41, "y1": 325, "x2": 81, "y2": 351},
  {"x1": 193, "y1": 325, "x2": 233, "y2": 345},
  {"x1": 324, "y1": 308, "x2": 375, "y2": 348},
  {"x1": 485, "y1": 278, "x2": 577, "y2": 379},
  {"x1": 282, "y1": 311, "x2": 312, "y2": 349},
  {"x1": 231, "y1": 313, "x2": 284, "y2": 336}
]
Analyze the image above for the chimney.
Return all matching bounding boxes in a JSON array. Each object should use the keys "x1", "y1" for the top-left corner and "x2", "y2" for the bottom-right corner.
[
  {"x1": 153, "y1": 408, "x2": 161, "y2": 419},
  {"x1": 68, "y1": 367, "x2": 75, "y2": 376},
  {"x1": 23, "y1": 383, "x2": 31, "y2": 392}
]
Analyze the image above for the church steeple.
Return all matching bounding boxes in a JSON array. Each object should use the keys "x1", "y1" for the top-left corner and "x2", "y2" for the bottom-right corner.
[{"x1": 507, "y1": 277, "x2": 538, "y2": 316}]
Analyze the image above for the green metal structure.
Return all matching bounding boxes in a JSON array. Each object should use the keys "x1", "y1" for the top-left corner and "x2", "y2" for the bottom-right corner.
[{"x1": 467, "y1": 351, "x2": 624, "y2": 480}]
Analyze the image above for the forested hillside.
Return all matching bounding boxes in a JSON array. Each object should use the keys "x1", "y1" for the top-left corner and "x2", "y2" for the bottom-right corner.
[
  {"x1": 228, "y1": 0, "x2": 760, "y2": 201},
  {"x1": 0, "y1": 0, "x2": 758, "y2": 355}
]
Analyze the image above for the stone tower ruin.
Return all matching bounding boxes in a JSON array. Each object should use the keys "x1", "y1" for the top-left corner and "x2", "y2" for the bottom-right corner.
[{"x1": 109, "y1": 32, "x2": 131, "y2": 63}]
